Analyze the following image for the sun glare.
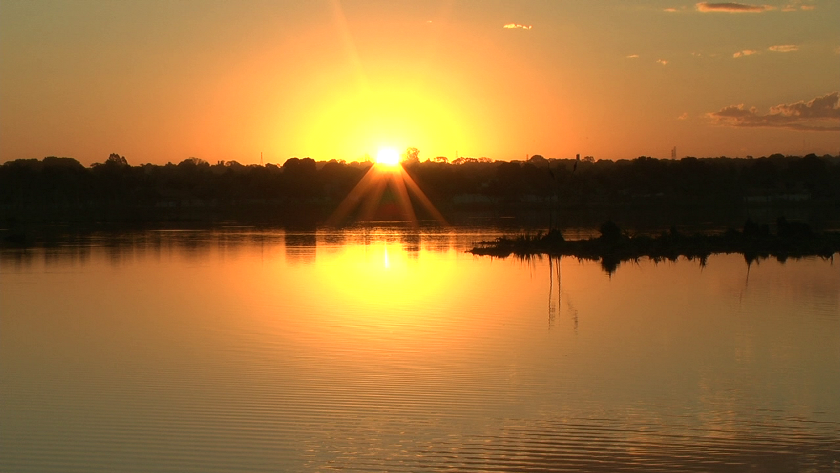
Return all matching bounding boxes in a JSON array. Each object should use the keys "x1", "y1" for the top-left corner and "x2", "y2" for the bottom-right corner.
[
  {"x1": 376, "y1": 147, "x2": 400, "y2": 167},
  {"x1": 325, "y1": 147, "x2": 449, "y2": 227}
]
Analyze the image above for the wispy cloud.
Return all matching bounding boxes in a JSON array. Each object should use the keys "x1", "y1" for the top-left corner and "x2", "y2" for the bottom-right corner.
[
  {"x1": 708, "y1": 92, "x2": 840, "y2": 131},
  {"x1": 503, "y1": 23, "x2": 532, "y2": 30},
  {"x1": 626, "y1": 54, "x2": 640, "y2": 59},
  {"x1": 733, "y1": 49, "x2": 758, "y2": 58},
  {"x1": 678, "y1": 112, "x2": 690, "y2": 120},
  {"x1": 696, "y1": 2, "x2": 774, "y2": 12},
  {"x1": 783, "y1": 1, "x2": 815, "y2": 11},
  {"x1": 664, "y1": 7, "x2": 678, "y2": 12},
  {"x1": 769, "y1": 44, "x2": 798, "y2": 52},
  {"x1": 657, "y1": 59, "x2": 669, "y2": 65}
]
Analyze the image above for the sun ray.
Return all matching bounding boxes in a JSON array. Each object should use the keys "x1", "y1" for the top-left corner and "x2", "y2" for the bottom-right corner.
[
  {"x1": 359, "y1": 169, "x2": 389, "y2": 221},
  {"x1": 389, "y1": 170, "x2": 418, "y2": 225},
  {"x1": 326, "y1": 158, "x2": 447, "y2": 227},
  {"x1": 325, "y1": 165, "x2": 380, "y2": 226},
  {"x1": 398, "y1": 166, "x2": 449, "y2": 226}
]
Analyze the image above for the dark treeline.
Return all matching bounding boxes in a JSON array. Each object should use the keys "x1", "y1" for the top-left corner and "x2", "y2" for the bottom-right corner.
[{"x1": 2, "y1": 152, "x2": 839, "y2": 226}]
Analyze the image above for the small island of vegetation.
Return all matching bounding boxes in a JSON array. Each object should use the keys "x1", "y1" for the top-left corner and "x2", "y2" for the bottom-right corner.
[{"x1": 470, "y1": 218, "x2": 840, "y2": 274}]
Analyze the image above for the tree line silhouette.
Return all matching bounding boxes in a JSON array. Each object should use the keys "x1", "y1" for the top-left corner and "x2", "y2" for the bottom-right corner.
[{"x1": 1, "y1": 152, "x2": 839, "y2": 225}]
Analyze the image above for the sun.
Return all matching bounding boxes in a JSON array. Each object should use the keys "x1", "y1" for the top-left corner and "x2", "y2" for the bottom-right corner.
[{"x1": 375, "y1": 147, "x2": 400, "y2": 167}]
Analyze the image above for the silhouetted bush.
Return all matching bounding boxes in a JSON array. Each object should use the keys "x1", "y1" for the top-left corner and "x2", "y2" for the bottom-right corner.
[{"x1": 599, "y1": 221, "x2": 622, "y2": 242}]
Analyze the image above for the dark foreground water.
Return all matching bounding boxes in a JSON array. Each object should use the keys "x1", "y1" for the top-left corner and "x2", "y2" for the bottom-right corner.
[{"x1": 2, "y1": 228, "x2": 838, "y2": 472}]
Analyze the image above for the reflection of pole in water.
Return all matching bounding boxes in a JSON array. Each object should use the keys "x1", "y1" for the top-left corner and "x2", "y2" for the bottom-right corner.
[
  {"x1": 739, "y1": 259, "x2": 752, "y2": 306},
  {"x1": 745, "y1": 260, "x2": 752, "y2": 287},
  {"x1": 548, "y1": 256, "x2": 578, "y2": 333},
  {"x1": 549, "y1": 255, "x2": 579, "y2": 333},
  {"x1": 560, "y1": 257, "x2": 578, "y2": 333},
  {"x1": 548, "y1": 255, "x2": 566, "y2": 329},
  {"x1": 556, "y1": 256, "x2": 561, "y2": 311},
  {"x1": 548, "y1": 256, "x2": 556, "y2": 328}
]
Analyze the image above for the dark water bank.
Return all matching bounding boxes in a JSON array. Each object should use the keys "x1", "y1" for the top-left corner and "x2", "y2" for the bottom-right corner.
[
  {"x1": 4, "y1": 199, "x2": 840, "y2": 241},
  {"x1": 470, "y1": 218, "x2": 840, "y2": 273}
]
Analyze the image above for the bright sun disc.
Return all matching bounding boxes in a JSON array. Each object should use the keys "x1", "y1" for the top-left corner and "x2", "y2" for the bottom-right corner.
[{"x1": 376, "y1": 148, "x2": 400, "y2": 166}]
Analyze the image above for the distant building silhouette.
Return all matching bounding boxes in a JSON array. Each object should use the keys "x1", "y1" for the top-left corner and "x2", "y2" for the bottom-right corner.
[{"x1": 671, "y1": 146, "x2": 677, "y2": 159}]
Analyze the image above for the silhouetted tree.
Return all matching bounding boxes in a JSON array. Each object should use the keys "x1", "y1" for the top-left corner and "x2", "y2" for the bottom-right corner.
[
  {"x1": 106, "y1": 153, "x2": 128, "y2": 166},
  {"x1": 528, "y1": 155, "x2": 548, "y2": 167},
  {"x1": 599, "y1": 220, "x2": 622, "y2": 242},
  {"x1": 403, "y1": 147, "x2": 420, "y2": 165},
  {"x1": 179, "y1": 157, "x2": 209, "y2": 167}
]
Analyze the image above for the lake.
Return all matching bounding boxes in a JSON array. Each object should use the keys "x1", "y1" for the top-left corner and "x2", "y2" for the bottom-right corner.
[{"x1": 2, "y1": 227, "x2": 838, "y2": 472}]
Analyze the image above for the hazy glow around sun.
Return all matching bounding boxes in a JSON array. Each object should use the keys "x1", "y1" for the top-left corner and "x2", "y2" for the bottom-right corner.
[{"x1": 376, "y1": 147, "x2": 400, "y2": 166}]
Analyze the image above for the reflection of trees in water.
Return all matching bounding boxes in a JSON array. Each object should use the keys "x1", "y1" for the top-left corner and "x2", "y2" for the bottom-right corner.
[
  {"x1": 38, "y1": 245, "x2": 91, "y2": 268},
  {"x1": 0, "y1": 226, "x2": 465, "y2": 270},
  {"x1": 284, "y1": 231, "x2": 316, "y2": 265},
  {"x1": 1, "y1": 229, "x2": 286, "y2": 267},
  {"x1": 315, "y1": 225, "x2": 456, "y2": 253},
  {"x1": 318, "y1": 231, "x2": 346, "y2": 248},
  {"x1": 420, "y1": 232, "x2": 452, "y2": 253},
  {"x1": 399, "y1": 232, "x2": 421, "y2": 254},
  {"x1": 0, "y1": 249, "x2": 36, "y2": 270}
]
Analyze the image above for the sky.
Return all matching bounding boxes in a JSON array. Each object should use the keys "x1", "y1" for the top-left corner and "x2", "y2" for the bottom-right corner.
[{"x1": 1, "y1": 0, "x2": 838, "y2": 166}]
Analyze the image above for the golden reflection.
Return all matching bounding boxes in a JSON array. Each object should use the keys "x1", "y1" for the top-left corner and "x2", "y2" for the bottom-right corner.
[
  {"x1": 316, "y1": 242, "x2": 444, "y2": 304},
  {"x1": 308, "y1": 241, "x2": 464, "y2": 330}
]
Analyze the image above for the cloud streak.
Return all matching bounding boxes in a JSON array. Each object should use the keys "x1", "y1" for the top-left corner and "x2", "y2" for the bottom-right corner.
[
  {"x1": 783, "y1": 2, "x2": 815, "y2": 11},
  {"x1": 503, "y1": 23, "x2": 532, "y2": 30},
  {"x1": 696, "y1": 2, "x2": 774, "y2": 12},
  {"x1": 708, "y1": 92, "x2": 840, "y2": 131},
  {"x1": 733, "y1": 49, "x2": 758, "y2": 58},
  {"x1": 769, "y1": 44, "x2": 798, "y2": 52}
]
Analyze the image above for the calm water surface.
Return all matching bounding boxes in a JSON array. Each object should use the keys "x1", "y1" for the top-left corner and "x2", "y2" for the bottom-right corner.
[{"x1": 2, "y1": 228, "x2": 839, "y2": 472}]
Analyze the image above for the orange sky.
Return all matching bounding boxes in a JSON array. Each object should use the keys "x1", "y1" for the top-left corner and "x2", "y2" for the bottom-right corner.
[{"x1": 1, "y1": 1, "x2": 838, "y2": 166}]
